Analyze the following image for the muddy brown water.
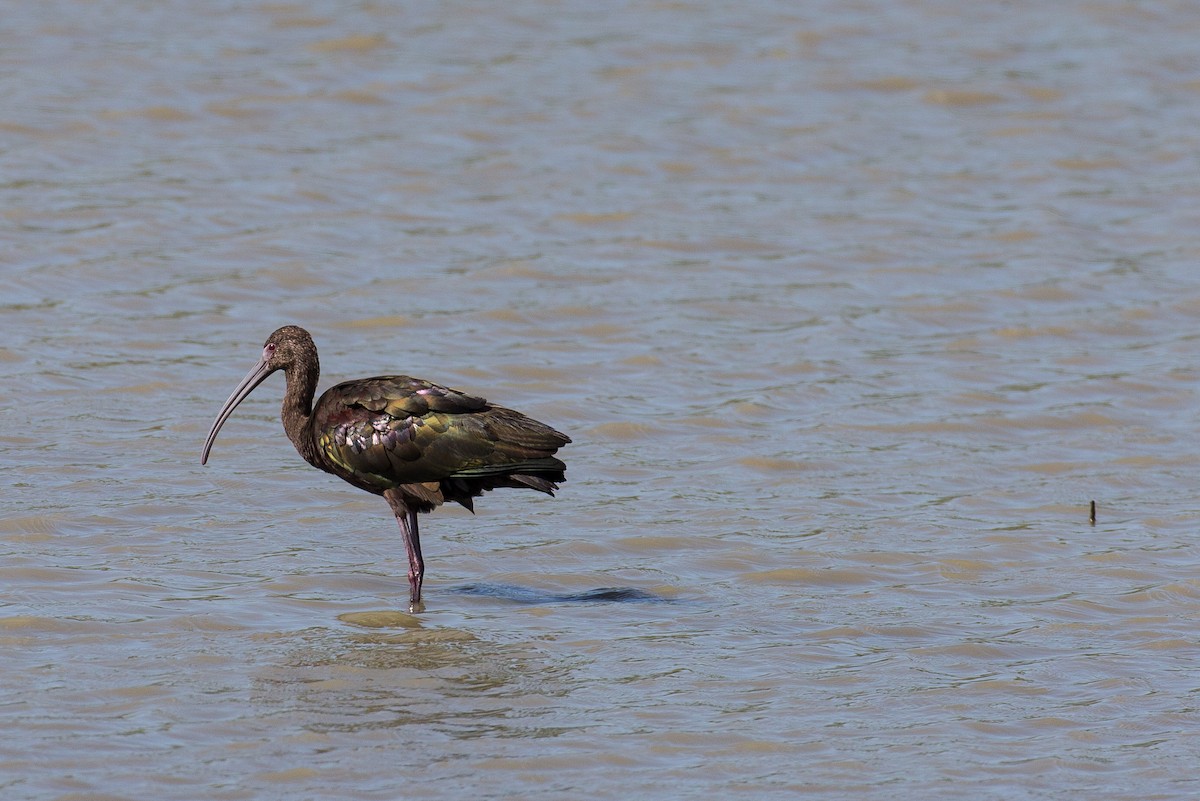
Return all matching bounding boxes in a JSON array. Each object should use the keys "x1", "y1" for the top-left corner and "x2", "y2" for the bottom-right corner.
[{"x1": 4, "y1": 2, "x2": 1200, "y2": 799}]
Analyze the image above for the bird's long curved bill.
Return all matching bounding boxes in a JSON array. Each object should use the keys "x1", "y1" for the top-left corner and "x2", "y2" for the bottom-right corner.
[{"x1": 201, "y1": 357, "x2": 274, "y2": 464}]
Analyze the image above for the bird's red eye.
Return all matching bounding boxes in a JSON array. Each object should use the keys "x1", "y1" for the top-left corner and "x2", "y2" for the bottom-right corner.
[{"x1": 263, "y1": 343, "x2": 277, "y2": 358}]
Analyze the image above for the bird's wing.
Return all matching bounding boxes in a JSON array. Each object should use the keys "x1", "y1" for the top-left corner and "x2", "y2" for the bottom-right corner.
[
  {"x1": 313, "y1": 376, "x2": 567, "y2": 490},
  {"x1": 330, "y1": 376, "x2": 489, "y2": 417}
]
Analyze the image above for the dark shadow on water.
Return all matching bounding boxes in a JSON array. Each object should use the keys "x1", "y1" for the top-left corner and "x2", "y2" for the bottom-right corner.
[{"x1": 449, "y1": 582, "x2": 672, "y2": 605}]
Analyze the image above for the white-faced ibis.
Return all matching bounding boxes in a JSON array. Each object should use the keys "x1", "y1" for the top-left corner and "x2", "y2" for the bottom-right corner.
[{"x1": 201, "y1": 325, "x2": 570, "y2": 611}]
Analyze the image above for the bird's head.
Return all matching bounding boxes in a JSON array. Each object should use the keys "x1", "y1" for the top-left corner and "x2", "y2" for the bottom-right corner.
[
  {"x1": 259, "y1": 325, "x2": 317, "y2": 373},
  {"x1": 200, "y1": 325, "x2": 319, "y2": 464}
]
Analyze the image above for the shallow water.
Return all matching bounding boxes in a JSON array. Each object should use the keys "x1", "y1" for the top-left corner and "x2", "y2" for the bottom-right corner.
[{"x1": 5, "y1": 1, "x2": 1200, "y2": 798}]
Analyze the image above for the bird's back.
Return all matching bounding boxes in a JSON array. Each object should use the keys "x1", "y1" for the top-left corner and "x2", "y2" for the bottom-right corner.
[{"x1": 311, "y1": 375, "x2": 569, "y2": 511}]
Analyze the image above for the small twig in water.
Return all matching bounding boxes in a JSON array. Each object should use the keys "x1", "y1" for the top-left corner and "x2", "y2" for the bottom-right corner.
[{"x1": 1089, "y1": 500, "x2": 1096, "y2": 526}]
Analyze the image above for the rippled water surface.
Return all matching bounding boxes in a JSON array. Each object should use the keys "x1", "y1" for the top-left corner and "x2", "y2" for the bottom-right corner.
[{"x1": 5, "y1": 1, "x2": 1200, "y2": 799}]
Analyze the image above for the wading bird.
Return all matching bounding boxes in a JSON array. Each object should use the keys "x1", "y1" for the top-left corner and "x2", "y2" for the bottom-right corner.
[{"x1": 201, "y1": 325, "x2": 570, "y2": 611}]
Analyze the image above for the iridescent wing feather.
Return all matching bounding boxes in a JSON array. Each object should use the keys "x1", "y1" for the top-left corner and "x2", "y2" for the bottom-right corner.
[{"x1": 312, "y1": 376, "x2": 569, "y2": 507}]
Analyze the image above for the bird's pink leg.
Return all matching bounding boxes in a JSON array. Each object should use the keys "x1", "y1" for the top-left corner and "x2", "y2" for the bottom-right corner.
[
  {"x1": 385, "y1": 491, "x2": 424, "y2": 611},
  {"x1": 402, "y1": 509, "x2": 424, "y2": 608}
]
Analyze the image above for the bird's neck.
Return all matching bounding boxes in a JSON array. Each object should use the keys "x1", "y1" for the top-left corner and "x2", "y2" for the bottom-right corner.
[{"x1": 281, "y1": 359, "x2": 323, "y2": 469}]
